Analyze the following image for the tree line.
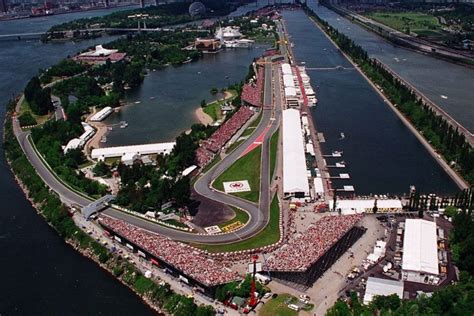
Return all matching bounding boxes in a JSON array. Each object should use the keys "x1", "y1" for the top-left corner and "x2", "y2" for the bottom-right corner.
[
  {"x1": 302, "y1": 5, "x2": 474, "y2": 315},
  {"x1": 3, "y1": 100, "x2": 216, "y2": 316}
]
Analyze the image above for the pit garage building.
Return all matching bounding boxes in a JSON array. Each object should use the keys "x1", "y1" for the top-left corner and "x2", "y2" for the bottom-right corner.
[
  {"x1": 91, "y1": 142, "x2": 176, "y2": 160},
  {"x1": 282, "y1": 109, "x2": 309, "y2": 199}
]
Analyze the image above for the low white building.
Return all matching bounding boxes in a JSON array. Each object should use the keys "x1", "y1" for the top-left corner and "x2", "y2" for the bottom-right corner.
[
  {"x1": 281, "y1": 63, "x2": 292, "y2": 75},
  {"x1": 363, "y1": 277, "x2": 404, "y2": 305},
  {"x1": 89, "y1": 106, "x2": 113, "y2": 122},
  {"x1": 329, "y1": 199, "x2": 403, "y2": 215},
  {"x1": 63, "y1": 122, "x2": 95, "y2": 154},
  {"x1": 121, "y1": 152, "x2": 140, "y2": 166},
  {"x1": 91, "y1": 142, "x2": 175, "y2": 160},
  {"x1": 282, "y1": 109, "x2": 309, "y2": 199},
  {"x1": 402, "y1": 219, "x2": 439, "y2": 284}
]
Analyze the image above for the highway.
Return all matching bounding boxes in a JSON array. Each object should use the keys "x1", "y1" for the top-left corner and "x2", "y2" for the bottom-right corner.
[{"x1": 13, "y1": 58, "x2": 283, "y2": 244}]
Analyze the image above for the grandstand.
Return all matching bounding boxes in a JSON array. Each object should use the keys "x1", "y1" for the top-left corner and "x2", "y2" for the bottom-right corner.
[
  {"x1": 196, "y1": 106, "x2": 254, "y2": 167},
  {"x1": 99, "y1": 215, "x2": 241, "y2": 297},
  {"x1": 241, "y1": 66, "x2": 264, "y2": 107},
  {"x1": 264, "y1": 215, "x2": 366, "y2": 288}
]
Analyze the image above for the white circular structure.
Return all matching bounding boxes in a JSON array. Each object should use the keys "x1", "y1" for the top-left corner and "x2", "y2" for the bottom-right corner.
[{"x1": 189, "y1": 1, "x2": 206, "y2": 17}]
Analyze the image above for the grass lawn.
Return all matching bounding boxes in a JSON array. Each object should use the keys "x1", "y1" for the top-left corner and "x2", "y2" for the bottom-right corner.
[
  {"x1": 259, "y1": 294, "x2": 298, "y2": 316},
  {"x1": 218, "y1": 207, "x2": 250, "y2": 229},
  {"x1": 19, "y1": 99, "x2": 51, "y2": 126},
  {"x1": 367, "y1": 11, "x2": 441, "y2": 35},
  {"x1": 269, "y1": 129, "x2": 279, "y2": 181},
  {"x1": 213, "y1": 145, "x2": 261, "y2": 203},
  {"x1": 195, "y1": 194, "x2": 280, "y2": 253},
  {"x1": 203, "y1": 89, "x2": 237, "y2": 122},
  {"x1": 248, "y1": 110, "x2": 263, "y2": 129}
]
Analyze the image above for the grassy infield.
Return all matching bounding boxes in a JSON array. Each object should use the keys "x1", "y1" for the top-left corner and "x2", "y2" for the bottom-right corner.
[
  {"x1": 202, "y1": 90, "x2": 237, "y2": 122},
  {"x1": 196, "y1": 115, "x2": 281, "y2": 252}
]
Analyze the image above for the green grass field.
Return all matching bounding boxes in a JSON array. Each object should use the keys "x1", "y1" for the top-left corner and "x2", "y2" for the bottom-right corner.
[
  {"x1": 259, "y1": 294, "x2": 298, "y2": 316},
  {"x1": 195, "y1": 195, "x2": 280, "y2": 253},
  {"x1": 213, "y1": 145, "x2": 261, "y2": 203},
  {"x1": 218, "y1": 207, "x2": 250, "y2": 229},
  {"x1": 269, "y1": 129, "x2": 279, "y2": 181},
  {"x1": 367, "y1": 11, "x2": 442, "y2": 36},
  {"x1": 19, "y1": 99, "x2": 51, "y2": 126},
  {"x1": 203, "y1": 90, "x2": 237, "y2": 122}
]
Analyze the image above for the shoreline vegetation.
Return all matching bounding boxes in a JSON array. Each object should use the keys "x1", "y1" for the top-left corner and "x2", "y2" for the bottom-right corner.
[
  {"x1": 2, "y1": 4, "x2": 279, "y2": 315},
  {"x1": 43, "y1": 0, "x2": 238, "y2": 42},
  {"x1": 3, "y1": 100, "x2": 214, "y2": 315},
  {"x1": 302, "y1": 4, "x2": 473, "y2": 188},
  {"x1": 299, "y1": 5, "x2": 474, "y2": 314}
]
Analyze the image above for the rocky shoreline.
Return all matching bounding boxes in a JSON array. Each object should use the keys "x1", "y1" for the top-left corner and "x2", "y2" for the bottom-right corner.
[{"x1": 3, "y1": 112, "x2": 166, "y2": 315}]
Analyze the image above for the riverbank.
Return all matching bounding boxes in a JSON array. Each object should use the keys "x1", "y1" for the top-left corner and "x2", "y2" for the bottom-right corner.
[
  {"x1": 327, "y1": 4, "x2": 474, "y2": 68},
  {"x1": 303, "y1": 6, "x2": 470, "y2": 190},
  {"x1": 195, "y1": 107, "x2": 213, "y2": 125},
  {"x1": 195, "y1": 90, "x2": 236, "y2": 125},
  {"x1": 4, "y1": 98, "x2": 221, "y2": 315}
]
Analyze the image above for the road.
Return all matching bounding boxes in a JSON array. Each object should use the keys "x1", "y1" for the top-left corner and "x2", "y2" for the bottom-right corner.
[
  {"x1": 13, "y1": 58, "x2": 283, "y2": 244},
  {"x1": 333, "y1": 4, "x2": 474, "y2": 62}
]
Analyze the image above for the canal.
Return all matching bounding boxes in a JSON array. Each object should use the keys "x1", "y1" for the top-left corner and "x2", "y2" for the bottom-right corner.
[
  {"x1": 307, "y1": 0, "x2": 474, "y2": 134},
  {"x1": 282, "y1": 9, "x2": 458, "y2": 195}
]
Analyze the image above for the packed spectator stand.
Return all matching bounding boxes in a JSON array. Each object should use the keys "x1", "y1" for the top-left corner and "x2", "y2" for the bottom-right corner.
[
  {"x1": 241, "y1": 67, "x2": 264, "y2": 108},
  {"x1": 265, "y1": 214, "x2": 364, "y2": 272},
  {"x1": 99, "y1": 215, "x2": 241, "y2": 288},
  {"x1": 196, "y1": 106, "x2": 254, "y2": 167}
]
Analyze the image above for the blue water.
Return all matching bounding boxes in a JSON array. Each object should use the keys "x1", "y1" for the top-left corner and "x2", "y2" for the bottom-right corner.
[{"x1": 283, "y1": 9, "x2": 458, "y2": 195}]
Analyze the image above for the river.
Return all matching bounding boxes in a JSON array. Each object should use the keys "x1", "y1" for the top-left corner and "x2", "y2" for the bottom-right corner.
[
  {"x1": 0, "y1": 2, "x2": 268, "y2": 314},
  {"x1": 282, "y1": 9, "x2": 458, "y2": 195},
  {"x1": 307, "y1": 0, "x2": 474, "y2": 134}
]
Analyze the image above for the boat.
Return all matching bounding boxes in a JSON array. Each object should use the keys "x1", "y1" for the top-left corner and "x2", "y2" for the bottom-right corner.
[
  {"x1": 339, "y1": 132, "x2": 345, "y2": 140},
  {"x1": 120, "y1": 121, "x2": 128, "y2": 129},
  {"x1": 134, "y1": 101, "x2": 141, "y2": 104}
]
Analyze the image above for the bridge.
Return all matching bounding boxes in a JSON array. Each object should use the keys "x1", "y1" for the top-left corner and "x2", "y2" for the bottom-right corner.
[
  {"x1": 81, "y1": 194, "x2": 116, "y2": 219},
  {"x1": 0, "y1": 26, "x2": 209, "y2": 40},
  {"x1": 305, "y1": 66, "x2": 355, "y2": 71}
]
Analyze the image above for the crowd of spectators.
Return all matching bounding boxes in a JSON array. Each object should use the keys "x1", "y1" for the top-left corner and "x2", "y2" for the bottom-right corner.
[
  {"x1": 196, "y1": 106, "x2": 254, "y2": 167},
  {"x1": 241, "y1": 67, "x2": 264, "y2": 107},
  {"x1": 99, "y1": 215, "x2": 241, "y2": 287},
  {"x1": 265, "y1": 214, "x2": 364, "y2": 272}
]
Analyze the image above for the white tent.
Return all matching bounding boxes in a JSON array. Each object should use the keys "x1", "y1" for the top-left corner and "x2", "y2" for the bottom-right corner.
[
  {"x1": 363, "y1": 277, "x2": 403, "y2": 305},
  {"x1": 281, "y1": 63, "x2": 292, "y2": 75},
  {"x1": 402, "y1": 219, "x2": 439, "y2": 276},
  {"x1": 282, "y1": 109, "x2": 309, "y2": 196}
]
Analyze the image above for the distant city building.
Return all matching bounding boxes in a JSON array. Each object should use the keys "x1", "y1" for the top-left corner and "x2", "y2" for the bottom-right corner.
[
  {"x1": 0, "y1": 0, "x2": 8, "y2": 13},
  {"x1": 189, "y1": 1, "x2": 205, "y2": 16}
]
